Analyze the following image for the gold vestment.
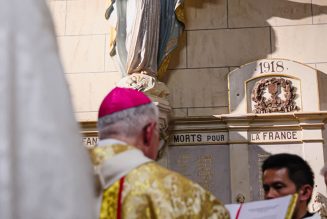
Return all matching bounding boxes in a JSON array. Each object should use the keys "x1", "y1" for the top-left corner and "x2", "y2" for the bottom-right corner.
[{"x1": 90, "y1": 143, "x2": 230, "y2": 219}]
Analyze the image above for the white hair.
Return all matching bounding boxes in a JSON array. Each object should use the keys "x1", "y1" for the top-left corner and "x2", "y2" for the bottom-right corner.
[{"x1": 97, "y1": 103, "x2": 159, "y2": 139}]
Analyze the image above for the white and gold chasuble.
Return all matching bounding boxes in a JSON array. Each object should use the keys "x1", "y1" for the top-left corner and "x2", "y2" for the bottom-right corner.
[{"x1": 90, "y1": 139, "x2": 230, "y2": 219}]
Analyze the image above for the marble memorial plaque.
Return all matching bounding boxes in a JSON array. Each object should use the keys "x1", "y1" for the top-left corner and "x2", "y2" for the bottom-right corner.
[
  {"x1": 229, "y1": 59, "x2": 320, "y2": 114},
  {"x1": 168, "y1": 145, "x2": 230, "y2": 203}
]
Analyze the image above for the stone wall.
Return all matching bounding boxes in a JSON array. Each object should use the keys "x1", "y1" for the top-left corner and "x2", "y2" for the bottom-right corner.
[
  {"x1": 48, "y1": 0, "x2": 120, "y2": 121},
  {"x1": 48, "y1": 0, "x2": 327, "y2": 121}
]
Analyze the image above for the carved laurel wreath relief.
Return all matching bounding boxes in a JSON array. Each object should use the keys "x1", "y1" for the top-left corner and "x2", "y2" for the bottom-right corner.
[{"x1": 251, "y1": 77, "x2": 299, "y2": 114}]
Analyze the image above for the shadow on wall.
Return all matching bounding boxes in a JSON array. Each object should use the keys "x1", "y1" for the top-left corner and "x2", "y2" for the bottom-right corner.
[
  {"x1": 162, "y1": 0, "x2": 327, "y2": 113},
  {"x1": 184, "y1": 0, "x2": 327, "y2": 61},
  {"x1": 317, "y1": 70, "x2": 327, "y2": 111},
  {"x1": 230, "y1": 0, "x2": 327, "y2": 57},
  {"x1": 317, "y1": 70, "x2": 327, "y2": 163}
]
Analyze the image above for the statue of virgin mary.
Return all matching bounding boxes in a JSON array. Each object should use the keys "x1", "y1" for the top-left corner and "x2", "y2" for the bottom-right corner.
[{"x1": 106, "y1": 0, "x2": 184, "y2": 80}]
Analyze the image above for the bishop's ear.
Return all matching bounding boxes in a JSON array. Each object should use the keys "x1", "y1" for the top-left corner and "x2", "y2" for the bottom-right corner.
[{"x1": 142, "y1": 121, "x2": 157, "y2": 146}]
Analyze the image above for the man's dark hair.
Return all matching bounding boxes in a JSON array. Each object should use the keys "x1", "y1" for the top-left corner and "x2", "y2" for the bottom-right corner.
[{"x1": 262, "y1": 153, "x2": 314, "y2": 189}]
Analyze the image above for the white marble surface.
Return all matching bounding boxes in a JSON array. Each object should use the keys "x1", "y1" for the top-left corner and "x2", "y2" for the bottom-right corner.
[
  {"x1": 48, "y1": 0, "x2": 66, "y2": 35},
  {"x1": 313, "y1": 0, "x2": 327, "y2": 24},
  {"x1": 271, "y1": 24, "x2": 327, "y2": 64},
  {"x1": 166, "y1": 68, "x2": 229, "y2": 108},
  {"x1": 58, "y1": 34, "x2": 106, "y2": 73},
  {"x1": 66, "y1": 72, "x2": 121, "y2": 113},
  {"x1": 185, "y1": 0, "x2": 227, "y2": 30},
  {"x1": 66, "y1": 0, "x2": 108, "y2": 35},
  {"x1": 187, "y1": 27, "x2": 271, "y2": 68}
]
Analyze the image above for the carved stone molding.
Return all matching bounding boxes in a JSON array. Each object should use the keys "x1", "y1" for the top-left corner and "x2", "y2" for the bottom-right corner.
[
  {"x1": 312, "y1": 192, "x2": 327, "y2": 218},
  {"x1": 116, "y1": 73, "x2": 169, "y2": 98},
  {"x1": 147, "y1": 90, "x2": 171, "y2": 163},
  {"x1": 251, "y1": 77, "x2": 299, "y2": 114},
  {"x1": 229, "y1": 59, "x2": 319, "y2": 114}
]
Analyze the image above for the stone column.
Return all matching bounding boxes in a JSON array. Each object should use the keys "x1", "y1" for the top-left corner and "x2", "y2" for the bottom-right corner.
[{"x1": 225, "y1": 118, "x2": 251, "y2": 203}]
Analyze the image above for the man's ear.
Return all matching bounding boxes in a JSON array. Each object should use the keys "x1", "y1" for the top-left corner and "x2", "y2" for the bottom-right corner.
[
  {"x1": 299, "y1": 184, "x2": 313, "y2": 202},
  {"x1": 142, "y1": 121, "x2": 156, "y2": 146}
]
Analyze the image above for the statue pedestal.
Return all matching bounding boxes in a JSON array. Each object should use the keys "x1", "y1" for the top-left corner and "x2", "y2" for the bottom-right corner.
[{"x1": 116, "y1": 73, "x2": 172, "y2": 166}]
